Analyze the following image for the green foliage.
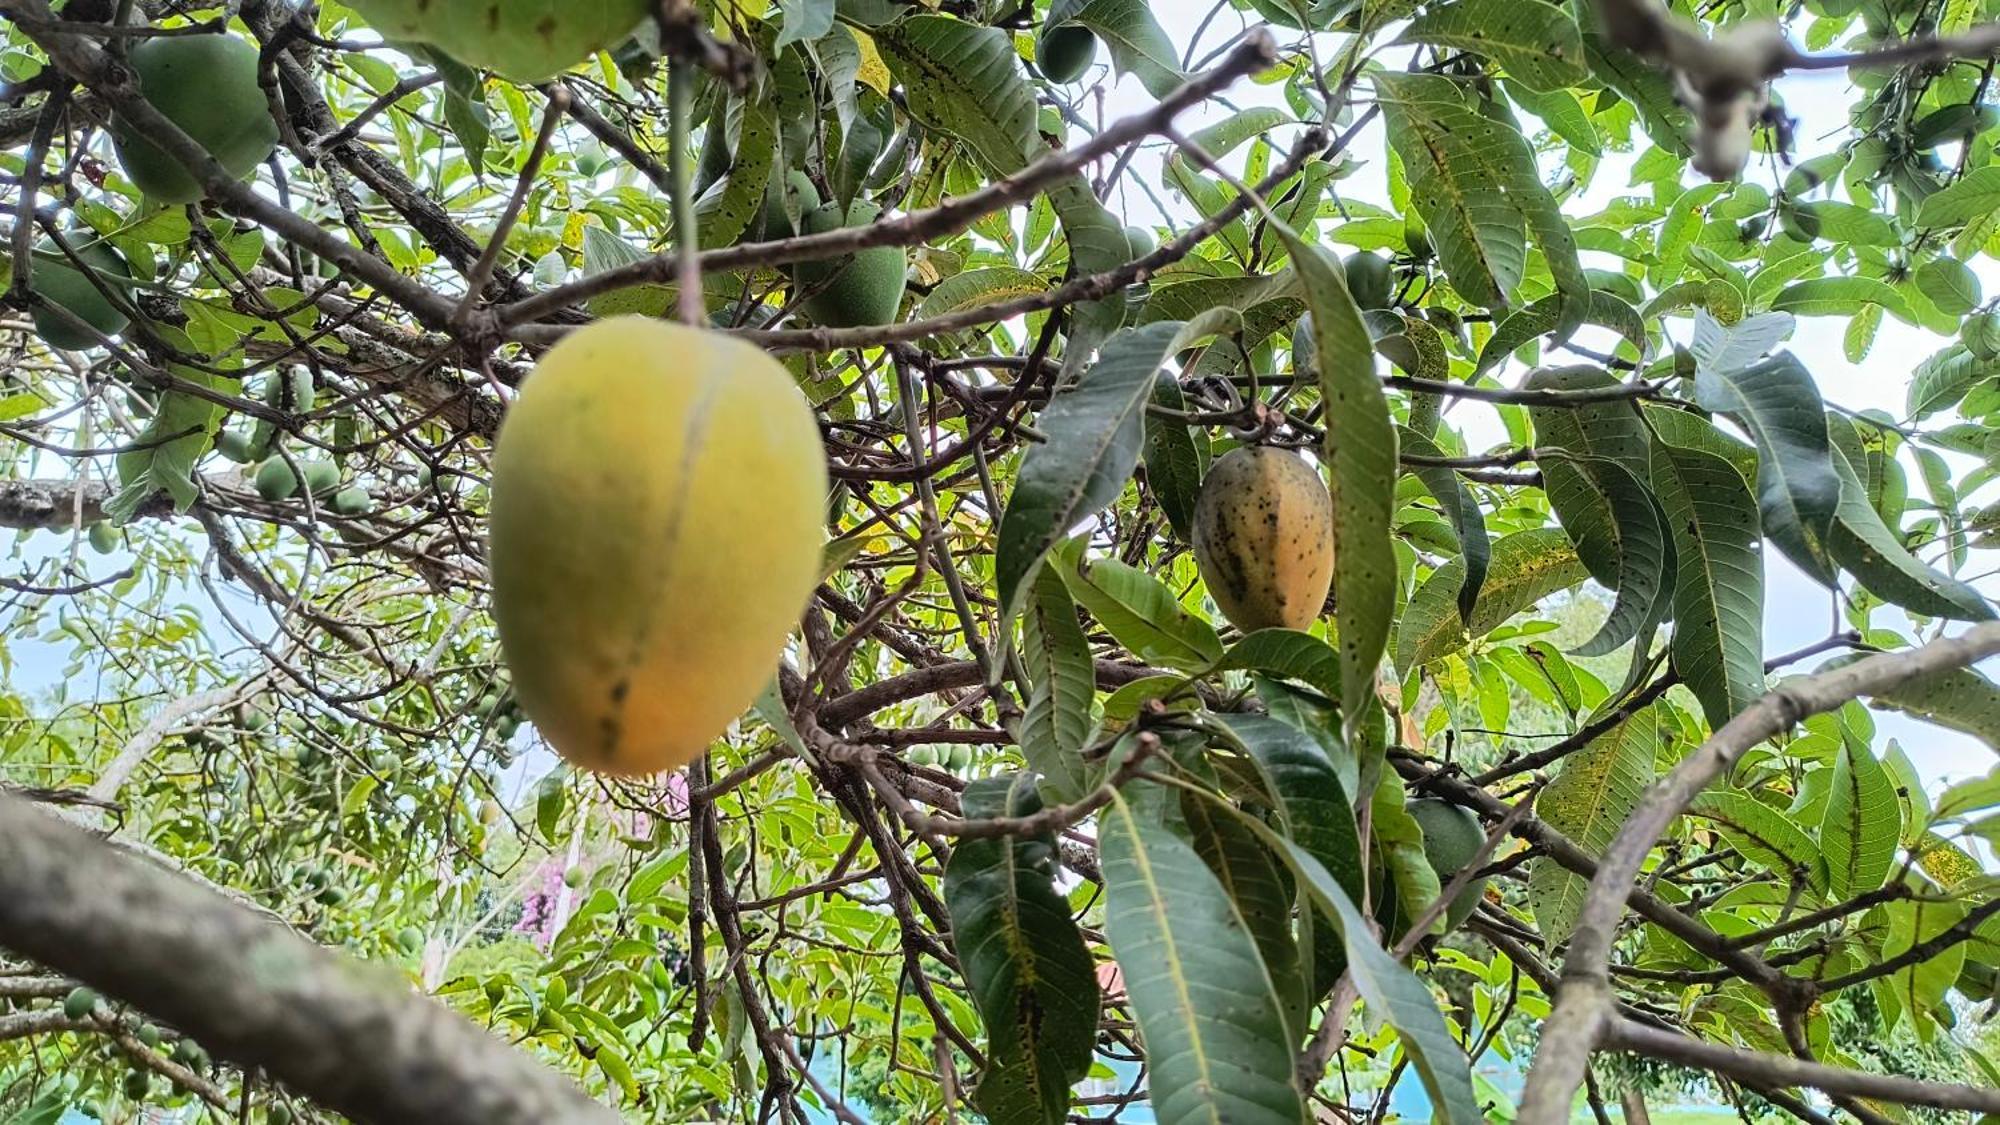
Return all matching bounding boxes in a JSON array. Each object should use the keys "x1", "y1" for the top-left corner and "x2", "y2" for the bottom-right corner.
[{"x1": 9, "y1": 0, "x2": 2000, "y2": 1121}]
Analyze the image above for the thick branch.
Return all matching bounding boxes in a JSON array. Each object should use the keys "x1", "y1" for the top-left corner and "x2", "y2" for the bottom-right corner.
[{"x1": 0, "y1": 791, "x2": 617, "y2": 1125}]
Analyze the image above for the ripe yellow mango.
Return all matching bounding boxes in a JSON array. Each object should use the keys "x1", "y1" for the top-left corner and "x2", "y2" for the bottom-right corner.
[
  {"x1": 488, "y1": 317, "x2": 827, "y2": 777},
  {"x1": 1190, "y1": 445, "x2": 1335, "y2": 633}
]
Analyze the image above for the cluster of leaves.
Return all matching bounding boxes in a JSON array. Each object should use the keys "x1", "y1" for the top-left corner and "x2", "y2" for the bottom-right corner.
[{"x1": 5, "y1": 0, "x2": 2000, "y2": 1121}]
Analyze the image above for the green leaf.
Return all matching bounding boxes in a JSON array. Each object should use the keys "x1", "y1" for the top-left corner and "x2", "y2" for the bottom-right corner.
[
  {"x1": 1826, "y1": 444, "x2": 1993, "y2": 622},
  {"x1": 1771, "y1": 277, "x2": 1912, "y2": 321},
  {"x1": 1099, "y1": 787, "x2": 1307, "y2": 1125},
  {"x1": 1530, "y1": 708, "x2": 1657, "y2": 943},
  {"x1": 1048, "y1": 175, "x2": 1131, "y2": 346},
  {"x1": 1017, "y1": 567, "x2": 1096, "y2": 803},
  {"x1": 1916, "y1": 256, "x2": 1981, "y2": 316},
  {"x1": 692, "y1": 92, "x2": 778, "y2": 250},
  {"x1": 596, "y1": 1047, "x2": 638, "y2": 1101},
  {"x1": 0, "y1": 392, "x2": 44, "y2": 423},
  {"x1": 1049, "y1": 539, "x2": 1223, "y2": 671},
  {"x1": 1474, "y1": 290, "x2": 1644, "y2": 375},
  {"x1": 1882, "y1": 891, "x2": 1967, "y2": 1031},
  {"x1": 109, "y1": 358, "x2": 227, "y2": 523},
  {"x1": 1065, "y1": 0, "x2": 1187, "y2": 97},
  {"x1": 1916, "y1": 166, "x2": 2000, "y2": 228},
  {"x1": 995, "y1": 316, "x2": 1231, "y2": 622},
  {"x1": 1394, "y1": 528, "x2": 1589, "y2": 670},
  {"x1": 1179, "y1": 786, "x2": 1309, "y2": 1045},
  {"x1": 1282, "y1": 237, "x2": 1396, "y2": 730},
  {"x1": 875, "y1": 15, "x2": 1037, "y2": 175},
  {"x1": 1400, "y1": 0, "x2": 1586, "y2": 91},
  {"x1": 1143, "y1": 372, "x2": 1208, "y2": 540},
  {"x1": 1906, "y1": 344, "x2": 2000, "y2": 420},
  {"x1": 1795, "y1": 201, "x2": 1899, "y2": 247},
  {"x1": 1692, "y1": 344, "x2": 1839, "y2": 585},
  {"x1": 1503, "y1": 80, "x2": 1600, "y2": 154},
  {"x1": 1526, "y1": 366, "x2": 1669, "y2": 657},
  {"x1": 1847, "y1": 661, "x2": 2000, "y2": 752},
  {"x1": 1371, "y1": 771, "x2": 1443, "y2": 936},
  {"x1": 1211, "y1": 629, "x2": 1342, "y2": 703},
  {"x1": 915, "y1": 267, "x2": 1047, "y2": 321},
  {"x1": 774, "y1": 0, "x2": 835, "y2": 51},
  {"x1": 1253, "y1": 826, "x2": 1483, "y2": 1125},
  {"x1": 1401, "y1": 426, "x2": 1490, "y2": 623},
  {"x1": 1215, "y1": 712, "x2": 1365, "y2": 911},
  {"x1": 1820, "y1": 740, "x2": 1901, "y2": 899},
  {"x1": 946, "y1": 775, "x2": 1098, "y2": 1125},
  {"x1": 1651, "y1": 437, "x2": 1766, "y2": 729},
  {"x1": 1689, "y1": 790, "x2": 1827, "y2": 892}
]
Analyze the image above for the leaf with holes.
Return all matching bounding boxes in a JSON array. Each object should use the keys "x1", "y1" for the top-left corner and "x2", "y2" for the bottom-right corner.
[
  {"x1": 946, "y1": 775, "x2": 1098, "y2": 1125},
  {"x1": 1099, "y1": 786, "x2": 1306, "y2": 1125},
  {"x1": 1821, "y1": 740, "x2": 1901, "y2": 900},
  {"x1": 1399, "y1": 0, "x2": 1586, "y2": 90},
  {"x1": 1530, "y1": 709, "x2": 1657, "y2": 943}
]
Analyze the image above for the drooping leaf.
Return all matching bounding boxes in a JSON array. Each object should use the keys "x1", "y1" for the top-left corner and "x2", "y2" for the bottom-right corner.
[
  {"x1": 1372, "y1": 71, "x2": 1586, "y2": 334},
  {"x1": 1400, "y1": 0, "x2": 1586, "y2": 91},
  {"x1": 1371, "y1": 770, "x2": 1442, "y2": 937},
  {"x1": 1689, "y1": 790, "x2": 1827, "y2": 892},
  {"x1": 1048, "y1": 539, "x2": 1223, "y2": 671},
  {"x1": 1394, "y1": 528, "x2": 1590, "y2": 670},
  {"x1": 1401, "y1": 426, "x2": 1490, "y2": 623},
  {"x1": 1178, "y1": 787, "x2": 1309, "y2": 1045},
  {"x1": 1820, "y1": 739, "x2": 1901, "y2": 900},
  {"x1": 874, "y1": 15, "x2": 1037, "y2": 175},
  {"x1": 947, "y1": 775, "x2": 1099, "y2": 1125},
  {"x1": 1838, "y1": 658, "x2": 2000, "y2": 752},
  {"x1": 1099, "y1": 787, "x2": 1307, "y2": 1125},
  {"x1": 995, "y1": 315, "x2": 1232, "y2": 621},
  {"x1": 1211, "y1": 629, "x2": 1342, "y2": 704},
  {"x1": 1530, "y1": 708, "x2": 1658, "y2": 944},
  {"x1": 1063, "y1": 0, "x2": 1188, "y2": 97},
  {"x1": 1143, "y1": 372, "x2": 1207, "y2": 540},
  {"x1": 1882, "y1": 889, "x2": 1967, "y2": 1034},
  {"x1": 1250, "y1": 235, "x2": 1396, "y2": 732},
  {"x1": 1016, "y1": 567, "x2": 1096, "y2": 803},
  {"x1": 1651, "y1": 437, "x2": 1766, "y2": 729},
  {"x1": 1691, "y1": 345, "x2": 1840, "y2": 585},
  {"x1": 1826, "y1": 444, "x2": 1993, "y2": 622}
]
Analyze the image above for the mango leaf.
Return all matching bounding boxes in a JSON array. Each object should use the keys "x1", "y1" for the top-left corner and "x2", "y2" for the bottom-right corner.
[
  {"x1": 946, "y1": 775, "x2": 1098, "y2": 1125},
  {"x1": 109, "y1": 352, "x2": 227, "y2": 522},
  {"x1": 1251, "y1": 824, "x2": 1484, "y2": 1125},
  {"x1": 1395, "y1": 528, "x2": 1589, "y2": 670},
  {"x1": 1474, "y1": 291, "x2": 1645, "y2": 375},
  {"x1": 1179, "y1": 788, "x2": 1309, "y2": 1045},
  {"x1": 1689, "y1": 790, "x2": 1827, "y2": 892},
  {"x1": 1400, "y1": 0, "x2": 1586, "y2": 91},
  {"x1": 1372, "y1": 71, "x2": 1586, "y2": 335},
  {"x1": 1916, "y1": 166, "x2": 2000, "y2": 228},
  {"x1": 691, "y1": 92, "x2": 777, "y2": 249},
  {"x1": 916, "y1": 267, "x2": 1048, "y2": 321},
  {"x1": 1907, "y1": 344, "x2": 2000, "y2": 420},
  {"x1": 1651, "y1": 437, "x2": 1765, "y2": 729},
  {"x1": 1882, "y1": 890, "x2": 1967, "y2": 1033},
  {"x1": 1372, "y1": 771, "x2": 1443, "y2": 937},
  {"x1": 1048, "y1": 175, "x2": 1131, "y2": 347},
  {"x1": 774, "y1": 0, "x2": 835, "y2": 50},
  {"x1": 1821, "y1": 740, "x2": 1901, "y2": 900},
  {"x1": 1826, "y1": 444, "x2": 1993, "y2": 622},
  {"x1": 1771, "y1": 277, "x2": 1911, "y2": 321},
  {"x1": 1143, "y1": 372, "x2": 1207, "y2": 540},
  {"x1": 1503, "y1": 80, "x2": 1600, "y2": 154},
  {"x1": 1834, "y1": 658, "x2": 2000, "y2": 752},
  {"x1": 875, "y1": 15, "x2": 1037, "y2": 175},
  {"x1": 1211, "y1": 629, "x2": 1341, "y2": 703},
  {"x1": 1692, "y1": 345, "x2": 1839, "y2": 585},
  {"x1": 1065, "y1": 0, "x2": 1187, "y2": 97},
  {"x1": 1099, "y1": 787, "x2": 1307, "y2": 1125},
  {"x1": 1048, "y1": 539, "x2": 1222, "y2": 671},
  {"x1": 1017, "y1": 567, "x2": 1096, "y2": 803},
  {"x1": 1276, "y1": 234, "x2": 1395, "y2": 732},
  {"x1": 995, "y1": 315, "x2": 1231, "y2": 622},
  {"x1": 1401, "y1": 426, "x2": 1489, "y2": 623},
  {"x1": 1530, "y1": 708, "x2": 1657, "y2": 944}
]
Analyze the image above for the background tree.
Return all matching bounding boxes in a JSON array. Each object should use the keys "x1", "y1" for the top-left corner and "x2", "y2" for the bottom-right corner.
[{"x1": 6, "y1": 0, "x2": 2000, "y2": 1123}]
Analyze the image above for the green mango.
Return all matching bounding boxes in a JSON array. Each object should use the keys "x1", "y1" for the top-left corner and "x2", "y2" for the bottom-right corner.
[
  {"x1": 796, "y1": 200, "x2": 906, "y2": 328},
  {"x1": 30, "y1": 239, "x2": 131, "y2": 350},
  {"x1": 1038, "y1": 25, "x2": 1096, "y2": 83},
  {"x1": 344, "y1": 0, "x2": 652, "y2": 84},
  {"x1": 111, "y1": 35, "x2": 279, "y2": 203}
]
